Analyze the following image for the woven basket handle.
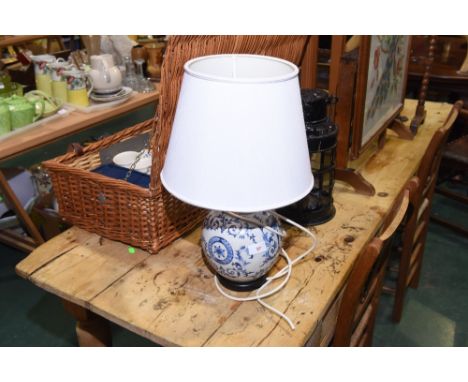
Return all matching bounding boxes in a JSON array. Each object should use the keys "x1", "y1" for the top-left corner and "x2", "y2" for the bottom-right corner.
[
  {"x1": 67, "y1": 142, "x2": 84, "y2": 156},
  {"x1": 150, "y1": 101, "x2": 163, "y2": 192}
]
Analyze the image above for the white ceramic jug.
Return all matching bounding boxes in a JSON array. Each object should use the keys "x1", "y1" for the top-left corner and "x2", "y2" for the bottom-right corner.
[
  {"x1": 89, "y1": 54, "x2": 122, "y2": 94},
  {"x1": 31, "y1": 54, "x2": 56, "y2": 96}
]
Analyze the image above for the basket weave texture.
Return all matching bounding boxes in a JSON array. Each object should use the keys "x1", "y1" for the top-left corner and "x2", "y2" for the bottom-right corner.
[{"x1": 43, "y1": 35, "x2": 309, "y2": 254}]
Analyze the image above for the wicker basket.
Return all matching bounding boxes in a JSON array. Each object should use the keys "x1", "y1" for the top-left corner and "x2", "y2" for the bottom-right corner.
[{"x1": 43, "y1": 36, "x2": 310, "y2": 254}]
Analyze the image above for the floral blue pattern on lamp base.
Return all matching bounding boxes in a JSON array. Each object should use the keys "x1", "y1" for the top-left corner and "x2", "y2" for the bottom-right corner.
[{"x1": 201, "y1": 210, "x2": 282, "y2": 283}]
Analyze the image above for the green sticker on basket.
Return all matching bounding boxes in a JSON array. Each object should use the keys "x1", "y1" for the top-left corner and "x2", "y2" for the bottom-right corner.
[{"x1": 128, "y1": 246, "x2": 136, "y2": 254}]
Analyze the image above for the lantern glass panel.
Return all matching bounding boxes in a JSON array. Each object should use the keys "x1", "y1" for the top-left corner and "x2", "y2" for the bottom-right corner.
[
  {"x1": 310, "y1": 152, "x2": 321, "y2": 171},
  {"x1": 315, "y1": 173, "x2": 323, "y2": 190},
  {"x1": 328, "y1": 171, "x2": 335, "y2": 192},
  {"x1": 322, "y1": 171, "x2": 331, "y2": 193},
  {"x1": 322, "y1": 150, "x2": 333, "y2": 167}
]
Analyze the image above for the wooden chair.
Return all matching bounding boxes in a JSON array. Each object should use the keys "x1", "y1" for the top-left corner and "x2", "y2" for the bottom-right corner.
[
  {"x1": 431, "y1": 108, "x2": 468, "y2": 236},
  {"x1": 332, "y1": 178, "x2": 417, "y2": 346},
  {"x1": 389, "y1": 101, "x2": 463, "y2": 323}
]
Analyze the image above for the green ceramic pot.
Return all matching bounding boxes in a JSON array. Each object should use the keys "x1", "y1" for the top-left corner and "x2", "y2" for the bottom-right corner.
[
  {"x1": 0, "y1": 100, "x2": 11, "y2": 136},
  {"x1": 6, "y1": 95, "x2": 44, "y2": 130},
  {"x1": 0, "y1": 71, "x2": 14, "y2": 98},
  {"x1": 25, "y1": 90, "x2": 62, "y2": 118}
]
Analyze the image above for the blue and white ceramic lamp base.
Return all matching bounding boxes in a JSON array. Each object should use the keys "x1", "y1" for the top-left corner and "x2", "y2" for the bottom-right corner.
[{"x1": 201, "y1": 210, "x2": 282, "y2": 291}]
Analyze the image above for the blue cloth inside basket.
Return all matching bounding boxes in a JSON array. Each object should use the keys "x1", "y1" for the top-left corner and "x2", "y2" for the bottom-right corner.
[{"x1": 92, "y1": 164, "x2": 150, "y2": 188}]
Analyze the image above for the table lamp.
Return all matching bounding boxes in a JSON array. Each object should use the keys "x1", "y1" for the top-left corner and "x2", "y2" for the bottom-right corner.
[{"x1": 161, "y1": 54, "x2": 313, "y2": 291}]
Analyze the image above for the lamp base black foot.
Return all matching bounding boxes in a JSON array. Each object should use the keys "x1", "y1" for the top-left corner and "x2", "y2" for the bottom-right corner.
[{"x1": 217, "y1": 274, "x2": 267, "y2": 292}]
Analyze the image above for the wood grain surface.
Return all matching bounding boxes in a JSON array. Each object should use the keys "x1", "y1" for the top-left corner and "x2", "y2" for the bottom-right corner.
[{"x1": 16, "y1": 99, "x2": 452, "y2": 346}]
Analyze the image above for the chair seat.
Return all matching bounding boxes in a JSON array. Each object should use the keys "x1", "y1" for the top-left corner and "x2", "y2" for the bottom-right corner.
[{"x1": 444, "y1": 135, "x2": 468, "y2": 165}]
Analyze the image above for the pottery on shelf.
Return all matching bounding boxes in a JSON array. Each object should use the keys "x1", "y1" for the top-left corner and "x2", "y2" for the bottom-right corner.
[
  {"x1": 0, "y1": 100, "x2": 12, "y2": 135},
  {"x1": 5, "y1": 95, "x2": 44, "y2": 130},
  {"x1": 24, "y1": 90, "x2": 63, "y2": 118},
  {"x1": 146, "y1": 43, "x2": 164, "y2": 80},
  {"x1": 89, "y1": 54, "x2": 122, "y2": 94},
  {"x1": 31, "y1": 54, "x2": 56, "y2": 96},
  {"x1": 131, "y1": 45, "x2": 148, "y2": 62}
]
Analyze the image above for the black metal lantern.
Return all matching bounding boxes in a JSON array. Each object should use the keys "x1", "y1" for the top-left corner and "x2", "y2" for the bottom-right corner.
[{"x1": 279, "y1": 88, "x2": 338, "y2": 225}]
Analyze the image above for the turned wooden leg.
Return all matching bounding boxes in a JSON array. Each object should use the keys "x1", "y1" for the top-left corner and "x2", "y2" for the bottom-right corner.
[
  {"x1": 411, "y1": 36, "x2": 436, "y2": 134},
  {"x1": 410, "y1": 108, "x2": 427, "y2": 134},
  {"x1": 62, "y1": 300, "x2": 112, "y2": 346}
]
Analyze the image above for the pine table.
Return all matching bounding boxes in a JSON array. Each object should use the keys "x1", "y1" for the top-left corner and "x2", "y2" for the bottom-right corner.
[{"x1": 16, "y1": 99, "x2": 453, "y2": 346}]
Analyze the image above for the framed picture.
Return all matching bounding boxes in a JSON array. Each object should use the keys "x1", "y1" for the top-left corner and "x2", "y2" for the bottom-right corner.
[{"x1": 350, "y1": 35, "x2": 411, "y2": 158}]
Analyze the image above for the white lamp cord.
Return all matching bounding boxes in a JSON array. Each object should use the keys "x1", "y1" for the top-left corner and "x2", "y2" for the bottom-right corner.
[{"x1": 214, "y1": 211, "x2": 318, "y2": 330}]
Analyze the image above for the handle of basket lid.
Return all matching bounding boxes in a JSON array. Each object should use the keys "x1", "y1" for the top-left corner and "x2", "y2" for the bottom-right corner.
[
  {"x1": 149, "y1": 104, "x2": 164, "y2": 191},
  {"x1": 67, "y1": 143, "x2": 84, "y2": 156}
]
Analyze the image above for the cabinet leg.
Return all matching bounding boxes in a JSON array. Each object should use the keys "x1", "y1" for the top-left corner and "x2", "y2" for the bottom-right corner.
[{"x1": 62, "y1": 300, "x2": 112, "y2": 347}]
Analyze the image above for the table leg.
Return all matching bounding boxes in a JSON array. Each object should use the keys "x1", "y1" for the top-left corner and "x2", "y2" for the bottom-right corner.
[
  {"x1": 62, "y1": 300, "x2": 112, "y2": 347},
  {"x1": 0, "y1": 169, "x2": 44, "y2": 248}
]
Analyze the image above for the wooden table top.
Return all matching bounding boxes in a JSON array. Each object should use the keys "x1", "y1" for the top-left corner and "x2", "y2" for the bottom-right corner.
[
  {"x1": 0, "y1": 91, "x2": 158, "y2": 162},
  {"x1": 16, "y1": 99, "x2": 453, "y2": 346}
]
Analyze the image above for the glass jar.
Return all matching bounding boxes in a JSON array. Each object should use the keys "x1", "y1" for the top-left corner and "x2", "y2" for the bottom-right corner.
[
  {"x1": 122, "y1": 56, "x2": 139, "y2": 91},
  {"x1": 135, "y1": 59, "x2": 155, "y2": 93}
]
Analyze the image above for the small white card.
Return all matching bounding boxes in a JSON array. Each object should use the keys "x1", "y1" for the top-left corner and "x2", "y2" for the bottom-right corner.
[{"x1": 248, "y1": 242, "x2": 267, "y2": 255}]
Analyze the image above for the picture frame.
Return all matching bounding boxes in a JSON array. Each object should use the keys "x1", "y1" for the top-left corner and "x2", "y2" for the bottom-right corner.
[{"x1": 350, "y1": 35, "x2": 411, "y2": 159}]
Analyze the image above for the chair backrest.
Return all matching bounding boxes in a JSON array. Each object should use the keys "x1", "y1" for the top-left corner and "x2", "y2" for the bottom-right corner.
[
  {"x1": 332, "y1": 177, "x2": 418, "y2": 346},
  {"x1": 417, "y1": 101, "x2": 463, "y2": 202},
  {"x1": 395, "y1": 101, "x2": 463, "y2": 309}
]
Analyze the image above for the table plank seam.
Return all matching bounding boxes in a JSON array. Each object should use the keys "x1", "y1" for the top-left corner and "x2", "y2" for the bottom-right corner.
[
  {"x1": 88, "y1": 303, "x2": 177, "y2": 347},
  {"x1": 200, "y1": 300, "x2": 246, "y2": 346},
  {"x1": 87, "y1": 256, "x2": 149, "y2": 305},
  {"x1": 15, "y1": 243, "x2": 80, "y2": 280}
]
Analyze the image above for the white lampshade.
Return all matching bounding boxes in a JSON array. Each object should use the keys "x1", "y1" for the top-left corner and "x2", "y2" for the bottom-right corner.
[{"x1": 161, "y1": 54, "x2": 313, "y2": 213}]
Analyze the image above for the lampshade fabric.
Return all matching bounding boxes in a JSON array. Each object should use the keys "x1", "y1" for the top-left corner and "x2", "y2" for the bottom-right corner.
[{"x1": 161, "y1": 54, "x2": 313, "y2": 212}]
